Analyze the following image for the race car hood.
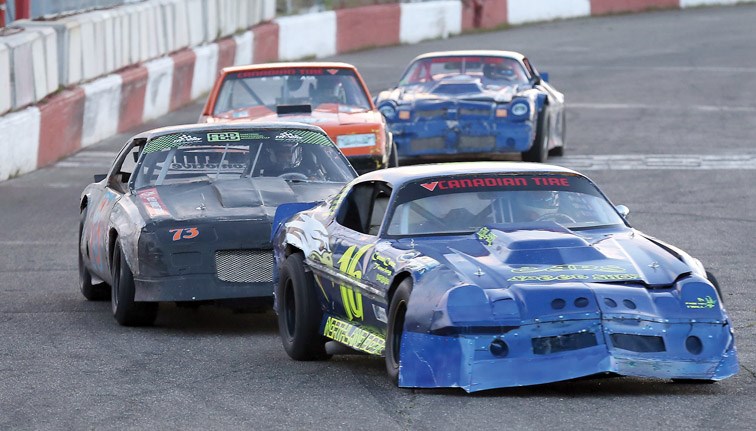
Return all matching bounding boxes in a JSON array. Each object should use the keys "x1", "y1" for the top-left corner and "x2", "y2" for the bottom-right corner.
[
  {"x1": 132, "y1": 178, "x2": 344, "y2": 223},
  {"x1": 408, "y1": 223, "x2": 690, "y2": 290},
  {"x1": 382, "y1": 78, "x2": 522, "y2": 105},
  {"x1": 213, "y1": 105, "x2": 383, "y2": 129}
]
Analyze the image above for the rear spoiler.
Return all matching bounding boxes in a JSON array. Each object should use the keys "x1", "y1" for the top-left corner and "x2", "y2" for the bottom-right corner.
[{"x1": 271, "y1": 201, "x2": 321, "y2": 242}]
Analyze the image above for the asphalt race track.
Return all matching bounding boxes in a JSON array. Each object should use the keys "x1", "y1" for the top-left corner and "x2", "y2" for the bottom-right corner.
[{"x1": 1, "y1": 5, "x2": 754, "y2": 430}]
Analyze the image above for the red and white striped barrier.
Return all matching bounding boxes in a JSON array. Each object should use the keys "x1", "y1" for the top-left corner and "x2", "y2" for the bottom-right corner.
[{"x1": 1, "y1": 0, "x2": 753, "y2": 182}]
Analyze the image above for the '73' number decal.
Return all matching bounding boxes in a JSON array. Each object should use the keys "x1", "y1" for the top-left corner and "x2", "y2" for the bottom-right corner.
[{"x1": 169, "y1": 228, "x2": 199, "y2": 241}]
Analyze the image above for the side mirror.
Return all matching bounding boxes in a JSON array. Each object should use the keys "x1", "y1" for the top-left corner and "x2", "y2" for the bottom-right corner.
[
  {"x1": 615, "y1": 204, "x2": 630, "y2": 218},
  {"x1": 94, "y1": 174, "x2": 107, "y2": 182},
  {"x1": 539, "y1": 72, "x2": 549, "y2": 83},
  {"x1": 120, "y1": 172, "x2": 131, "y2": 183}
]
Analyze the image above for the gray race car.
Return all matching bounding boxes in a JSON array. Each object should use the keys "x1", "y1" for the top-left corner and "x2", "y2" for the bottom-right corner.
[{"x1": 78, "y1": 123, "x2": 356, "y2": 326}]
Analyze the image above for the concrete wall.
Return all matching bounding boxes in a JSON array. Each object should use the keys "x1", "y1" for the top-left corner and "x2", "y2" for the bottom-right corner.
[{"x1": 1, "y1": 0, "x2": 753, "y2": 182}]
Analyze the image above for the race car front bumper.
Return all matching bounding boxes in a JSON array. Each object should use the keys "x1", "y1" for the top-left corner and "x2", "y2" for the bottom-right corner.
[{"x1": 398, "y1": 317, "x2": 739, "y2": 392}]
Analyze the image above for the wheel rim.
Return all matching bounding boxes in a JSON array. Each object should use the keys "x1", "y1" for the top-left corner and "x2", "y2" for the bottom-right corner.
[
  {"x1": 284, "y1": 279, "x2": 296, "y2": 338},
  {"x1": 391, "y1": 300, "x2": 407, "y2": 366}
]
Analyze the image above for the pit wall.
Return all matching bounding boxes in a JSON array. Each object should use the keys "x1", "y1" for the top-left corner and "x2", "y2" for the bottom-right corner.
[{"x1": 0, "y1": 0, "x2": 751, "y2": 181}]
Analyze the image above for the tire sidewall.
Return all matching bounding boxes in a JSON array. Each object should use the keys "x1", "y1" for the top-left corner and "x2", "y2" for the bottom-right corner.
[
  {"x1": 385, "y1": 278, "x2": 412, "y2": 385},
  {"x1": 277, "y1": 253, "x2": 326, "y2": 360}
]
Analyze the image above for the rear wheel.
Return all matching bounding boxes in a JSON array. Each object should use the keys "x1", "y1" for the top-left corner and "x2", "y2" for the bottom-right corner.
[
  {"x1": 111, "y1": 242, "x2": 158, "y2": 326},
  {"x1": 79, "y1": 207, "x2": 109, "y2": 301},
  {"x1": 522, "y1": 110, "x2": 549, "y2": 163},
  {"x1": 385, "y1": 278, "x2": 412, "y2": 385},
  {"x1": 277, "y1": 253, "x2": 330, "y2": 360}
]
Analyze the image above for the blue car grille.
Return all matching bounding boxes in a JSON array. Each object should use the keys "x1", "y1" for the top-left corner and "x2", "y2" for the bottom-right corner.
[
  {"x1": 532, "y1": 332, "x2": 598, "y2": 355},
  {"x1": 410, "y1": 137, "x2": 446, "y2": 152},
  {"x1": 416, "y1": 109, "x2": 447, "y2": 119},
  {"x1": 610, "y1": 334, "x2": 666, "y2": 353},
  {"x1": 459, "y1": 107, "x2": 490, "y2": 117},
  {"x1": 459, "y1": 136, "x2": 496, "y2": 150}
]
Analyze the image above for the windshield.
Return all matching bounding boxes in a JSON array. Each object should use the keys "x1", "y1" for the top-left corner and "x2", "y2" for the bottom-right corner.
[
  {"x1": 212, "y1": 67, "x2": 371, "y2": 117},
  {"x1": 132, "y1": 129, "x2": 355, "y2": 189},
  {"x1": 399, "y1": 56, "x2": 530, "y2": 89},
  {"x1": 386, "y1": 174, "x2": 625, "y2": 236}
]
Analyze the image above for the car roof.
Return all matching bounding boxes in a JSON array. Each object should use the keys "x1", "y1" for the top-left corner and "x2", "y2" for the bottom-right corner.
[
  {"x1": 131, "y1": 122, "x2": 329, "y2": 140},
  {"x1": 221, "y1": 62, "x2": 358, "y2": 74},
  {"x1": 355, "y1": 162, "x2": 583, "y2": 185},
  {"x1": 411, "y1": 50, "x2": 526, "y2": 62}
]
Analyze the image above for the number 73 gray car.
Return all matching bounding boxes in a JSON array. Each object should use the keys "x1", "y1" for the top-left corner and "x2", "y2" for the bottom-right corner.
[{"x1": 78, "y1": 123, "x2": 356, "y2": 326}]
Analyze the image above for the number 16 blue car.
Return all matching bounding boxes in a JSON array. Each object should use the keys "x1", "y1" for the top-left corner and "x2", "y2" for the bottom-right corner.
[{"x1": 272, "y1": 162, "x2": 737, "y2": 392}]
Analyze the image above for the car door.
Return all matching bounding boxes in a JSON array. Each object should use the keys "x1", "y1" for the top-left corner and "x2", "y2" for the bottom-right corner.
[
  {"x1": 324, "y1": 180, "x2": 393, "y2": 329},
  {"x1": 84, "y1": 139, "x2": 139, "y2": 282}
]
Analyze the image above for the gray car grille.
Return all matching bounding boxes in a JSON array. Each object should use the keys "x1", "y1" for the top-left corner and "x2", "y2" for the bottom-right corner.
[{"x1": 215, "y1": 250, "x2": 273, "y2": 283}]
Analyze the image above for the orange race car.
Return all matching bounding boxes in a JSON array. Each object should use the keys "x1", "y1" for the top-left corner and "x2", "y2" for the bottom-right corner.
[{"x1": 200, "y1": 63, "x2": 396, "y2": 173}]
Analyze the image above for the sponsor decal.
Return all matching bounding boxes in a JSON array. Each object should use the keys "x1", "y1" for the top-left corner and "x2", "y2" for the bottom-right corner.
[
  {"x1": 234, "y1": 68, "x2": 330, "y2": 79},
  {"x1": 137, "y1": 188, "x2": 170, "y2": 218},
  {"x1": 207, "y1": 132, "x2": 241, "y2": 142},
  {"x1": 476, "y1": 227, "x2": 497, "y2": 246},
  {"x1": 322, "y1": 316, "x2": 384, "y2": 355},
  {"x1": 169, "y1": 227, "x2": 199, "y2": 241},
  {"x1": 421, "y1": 182, "x2": 438, "y2": 191},
  {"x1": 172, "y1": 134, "x2": 202, "y2": 144},
  {"x1": 327, "y1": 69, "x2": 340, "y2": 75},
  {"x1": 276, "y1": 131, "x2": 303, "y2": 141},
  {"x1": 371, "y1": 253, "x2": 395, "y2": 286},
  {"x1": 511, "y1": 264, "x2": 627, "y2": 274},
  {"x1": 507, "y1": 273, "x2": 641, "y2": 282},
  {"x1": 429, "y1": 56, "x2": 507, "y2": 64},
  {"x1": 419, "y1": 176, "x2": 570, "y2": 191},
  {"x1": 685, "y1": 295, "x2": 716, "y2": 309}
]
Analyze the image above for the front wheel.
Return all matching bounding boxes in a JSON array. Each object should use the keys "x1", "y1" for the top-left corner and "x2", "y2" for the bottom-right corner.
[
  {"x1": 111, "y1": 242, "x2": 158, "y2": 326},
  {"x1": 385, "y1": 278, "x2": 412, "y2": 385},
  {"x1": 79, "y1": 207, "x2": 110, "y2": 301},
  {"x1": 522, "y1": 111, "x2": 549, "y2": 163},
  {"x1": 277, "y1": 253, "x2": 330, "y2": 360}
]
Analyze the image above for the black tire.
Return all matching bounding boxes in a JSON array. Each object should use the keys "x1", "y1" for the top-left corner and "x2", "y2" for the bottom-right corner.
[
  {"x1": 706, "y1": 270, "x2": 724, "y2": 303},
  {"x1": 385, "y1": 278, "x2": 412, "y2": 385},
  {"x1": 79, "y1": 207, "x2": 110, "y2": 301},
  {"x1": 549, "y1": 111, "x2": 566, "y2": 157},
  {"x1": 522, "y1": 110, "x2": 549, "y2": 163},
  {"x1": 387, "y1": 140, "x2": 399, "y2": 168},
  {"x1": 111, "y1": 242, "x2": 158, "y2": 326},
  {"x1": 277, "y1": 253, "x2": 329, "y2": 360}
]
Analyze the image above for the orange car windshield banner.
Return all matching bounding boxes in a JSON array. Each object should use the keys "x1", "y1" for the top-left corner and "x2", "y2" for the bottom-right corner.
[{"x1": 233, "y1": 68, "x2": 353, "y2": 79}]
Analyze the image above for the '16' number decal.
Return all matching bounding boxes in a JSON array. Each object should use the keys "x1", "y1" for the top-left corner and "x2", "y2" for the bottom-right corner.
[
  {"x1": 169, "y1": 228, "x2": 199, "y2": 241},
  {"x1": 337, "y1": 244, "x2": 372, "y2": 320}
]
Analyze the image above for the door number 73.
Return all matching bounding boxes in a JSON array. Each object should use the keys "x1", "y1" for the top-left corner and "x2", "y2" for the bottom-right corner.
[{"x1": 169, "y1": 227, "x2": 199, "y2": 241}]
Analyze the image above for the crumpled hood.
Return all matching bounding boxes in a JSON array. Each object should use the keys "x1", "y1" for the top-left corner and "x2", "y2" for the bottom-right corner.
[
  {"x1": 388, "y1": 79, "x2": 521, "y2": 105},
  {"x1": 412, "y1": 223, "x2": 690, "y2": 289},
  {"x1": 132, "y1": 178, "x2": 344, "y2": 223}
]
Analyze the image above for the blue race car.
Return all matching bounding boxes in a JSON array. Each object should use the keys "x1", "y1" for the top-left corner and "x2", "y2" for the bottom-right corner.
[
  {"x1": 272, "y1": 162, "x2": 738, "y2": 392},
  {"x1": 375, "y1": 51, "x2": 565, "y2": 163}
]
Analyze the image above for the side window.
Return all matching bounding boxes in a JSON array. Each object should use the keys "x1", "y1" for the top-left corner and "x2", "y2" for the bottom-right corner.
[
  {"x1": 336, "y1": 181, "x2": 392, "y2": 236},
  {"x1": 108, "y1": 138, "x2": 145, "y2": 194}
]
